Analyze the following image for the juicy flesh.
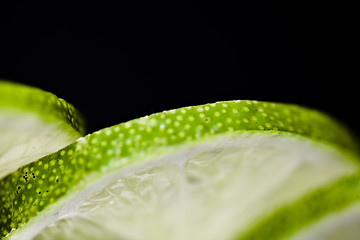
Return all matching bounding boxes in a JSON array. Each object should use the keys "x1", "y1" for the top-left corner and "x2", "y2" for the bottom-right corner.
[
  {"x1": 23, "y1": 134, "x2": 358, "y2": 240},
  {"x1": 0, "y1": 108, "x2": 81, "y2": 179}
]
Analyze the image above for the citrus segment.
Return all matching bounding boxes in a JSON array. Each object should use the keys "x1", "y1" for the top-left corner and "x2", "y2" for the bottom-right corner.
[
  {"x1": 0, "y1": 80, "x2": 86, "y2": 179},
  {"x1": 0, "y1": 100, "x2": 359, "y2": 239}
]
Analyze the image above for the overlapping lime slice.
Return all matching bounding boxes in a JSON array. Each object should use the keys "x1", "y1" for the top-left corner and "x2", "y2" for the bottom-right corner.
[
  {"x1": 0, "y1": 88, "x2": 359, "y2": 239},
  {"x1": 0, "y1": 80, "x2": 86, "y2": 180}
]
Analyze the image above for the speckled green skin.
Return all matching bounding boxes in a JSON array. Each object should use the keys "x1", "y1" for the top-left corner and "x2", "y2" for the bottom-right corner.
[
  {"x1": 0, "y1": 100, "x2": 359, "y2": 238},
  {"x1": 0, "y1": 80, "x2": 86, "y2": 135}
]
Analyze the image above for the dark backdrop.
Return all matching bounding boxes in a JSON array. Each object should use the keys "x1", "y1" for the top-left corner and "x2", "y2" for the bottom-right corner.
[{"x1": 0, "y1": 2, "x2": 359, "y2": 135}]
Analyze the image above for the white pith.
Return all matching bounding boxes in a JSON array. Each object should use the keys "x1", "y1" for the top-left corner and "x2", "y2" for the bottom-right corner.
[
  {"x1": 9, "y1": 132, "x2": 359, "y2": 240},
  {"x1": 0, "y1": 108, "x2": 81, "y2": 179}
]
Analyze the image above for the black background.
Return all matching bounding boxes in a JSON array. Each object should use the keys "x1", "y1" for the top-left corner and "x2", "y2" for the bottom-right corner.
[{"x1": 0, "y1": 2, "x2": 359, "y2": 135}]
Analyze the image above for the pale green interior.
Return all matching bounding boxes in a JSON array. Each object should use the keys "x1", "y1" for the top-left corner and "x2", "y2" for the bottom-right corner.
[
  {"x1": 23, "y1": 133, "x2": 358, "y2": 240},
  {"x1": 0, "y1": 108, "x2": 82, "y2": 179},
  {"x1": 289, "y1": 203, "x2": 360, "y2": 240}
]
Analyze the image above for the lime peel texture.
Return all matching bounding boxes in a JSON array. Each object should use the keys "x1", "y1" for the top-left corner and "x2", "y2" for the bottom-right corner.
[{"x1": 1, "y1": 99, "x2": 359, "y2": 239}]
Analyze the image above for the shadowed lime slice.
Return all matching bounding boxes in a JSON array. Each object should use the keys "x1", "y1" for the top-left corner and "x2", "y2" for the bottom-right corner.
[
  {"x1": 0, "y1": 80, "x2": 86, "y2": 179},
  {"x1": 237, "y1": 173, "x2": 360, "y2": 240},
  {"x1": 0, "y1": 100, "x2": 359, "y2": 239}
]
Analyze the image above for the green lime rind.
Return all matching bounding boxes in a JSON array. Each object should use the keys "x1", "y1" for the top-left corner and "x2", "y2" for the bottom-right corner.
[
  {"x1": 0, "y1": 80, "x2": 86, "y2": 136},
  {"x1": 236, "y1": 172, "x2": 360, "y2": 240},
  {"x1": 0, "y1": 100, "x2": 359, "y2": 238}
]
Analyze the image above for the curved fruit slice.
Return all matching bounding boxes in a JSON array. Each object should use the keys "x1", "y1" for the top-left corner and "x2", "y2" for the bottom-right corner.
[
  {"x1": 0, "y1": 80, "x2": 86, "y2": 179},
  {"x1": 237, "y1": 173, "x2": 360, "y2": 240},
  {"x1": 1, "y1": 100, "x2": 359, "y2": 239}
]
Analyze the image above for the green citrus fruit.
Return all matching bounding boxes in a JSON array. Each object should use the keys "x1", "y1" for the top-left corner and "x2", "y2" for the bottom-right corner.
[
  {"x1": 0, "y1": 94, "x2": 359, "y2": 239},
  {"x1": 0, "y1": 80, "x2": 86, "y2": 180}
]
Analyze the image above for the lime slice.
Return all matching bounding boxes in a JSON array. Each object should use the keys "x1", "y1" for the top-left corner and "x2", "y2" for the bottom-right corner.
[
  {"x1": 0, "y1": 100, "x2": 359, "y2": 239},
  {"x1": 0, "y1": 80, "x2": 86, "y2": 179},
  {"x1": 238, "y1": 173, "x2": 360, "y2": 240}
]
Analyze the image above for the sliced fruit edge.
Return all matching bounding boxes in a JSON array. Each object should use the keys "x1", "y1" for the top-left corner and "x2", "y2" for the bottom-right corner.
[
  {"x1": 0, "y1": 80, "x2": 86, "y2": 136},
  {"x1": 236, "y1": 172, "x2": 360, "y2": 240},
  {"x1": 1, "y1": 99, "x2": 359, "y2": 238}
]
